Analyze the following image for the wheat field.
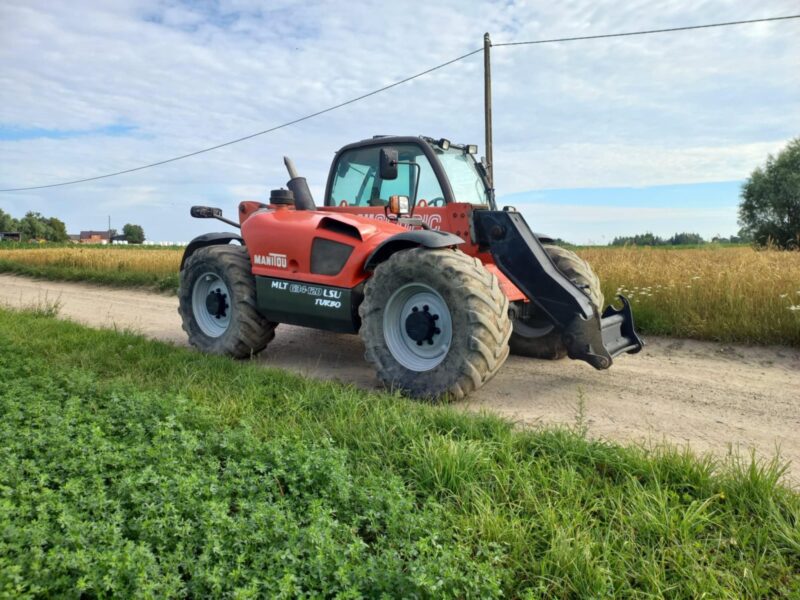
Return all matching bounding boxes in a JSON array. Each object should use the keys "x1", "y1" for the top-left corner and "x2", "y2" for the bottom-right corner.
[
  {"x1": 579, "y1": 246, "x2": 800, "y2": 346},
  {"x1": 0, "y1": 245, "x2": 181, "y2": 291},
  {"x1": 1, "y1": 244, "x2": 798, "y2": 345}
]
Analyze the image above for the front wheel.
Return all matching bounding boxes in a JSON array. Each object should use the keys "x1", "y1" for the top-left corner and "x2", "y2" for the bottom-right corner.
[
  {"x1": 179, "y1": 245, "x2": 276, "y2": 358},
  {"x1": 359, "y1": 248, "x2": 511, "y2": 400}
]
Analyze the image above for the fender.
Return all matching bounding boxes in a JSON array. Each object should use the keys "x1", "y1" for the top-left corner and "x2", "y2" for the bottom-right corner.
[
  {"x1": 181, "y1": 232, "x2": 244, "y2": 269},
  {"x1": 534, "y1": 232, "x2": 555, "y2": 244},
  {"x1": 364, "y1": 230, "x2": 464, "y2": 271}
]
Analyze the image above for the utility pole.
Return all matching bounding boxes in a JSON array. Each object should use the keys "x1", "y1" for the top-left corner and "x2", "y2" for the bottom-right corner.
[
  {"x1": 483, "y1": 32, "x2": 494, "y2": 198},
  {"x1": 108, "y1": 215, "x2": 111, "y2": 242}
]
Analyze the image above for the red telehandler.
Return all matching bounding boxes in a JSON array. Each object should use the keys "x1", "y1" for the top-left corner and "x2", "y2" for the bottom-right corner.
[{"x1": 179, "y1": 134, "x2": 642, "y2": 399}]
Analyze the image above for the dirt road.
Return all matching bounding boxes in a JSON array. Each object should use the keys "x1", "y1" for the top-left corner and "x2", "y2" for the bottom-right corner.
[{"x1": 3, "y1": 273, "x2": 799, "y2": 482}]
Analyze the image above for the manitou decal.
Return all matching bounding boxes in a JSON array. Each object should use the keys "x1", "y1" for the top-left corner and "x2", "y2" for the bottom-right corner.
[
  {"x1": 254, "y1": 252, "x2": 287, "y2": 268},
  {"x1": 357, "y1": 213, "x2": 442, "y2": 230}
]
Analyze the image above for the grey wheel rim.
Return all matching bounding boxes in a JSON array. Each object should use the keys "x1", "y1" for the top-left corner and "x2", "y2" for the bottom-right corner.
[
  {"x1": 192, "y1": 272, "x2": 231, "y2": 338},
  {"x1": 383, "y1": 283, "x2": 452, "y2": 372}
]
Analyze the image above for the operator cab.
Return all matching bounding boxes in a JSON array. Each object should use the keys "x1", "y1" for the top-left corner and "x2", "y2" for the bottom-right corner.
[{"x1": 324, "y1": 136, "x2": 493, "y2": 209}]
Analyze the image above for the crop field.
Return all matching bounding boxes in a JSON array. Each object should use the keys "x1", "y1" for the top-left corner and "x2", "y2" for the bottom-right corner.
[
  {"x1": 584, "y1": 245, "x2": 800, "y2": 346},
  {"x1": 0, "y1": 244, "x2": 180, "y2": 291},
  {"x1": 1, "y1": 307, "x2": 799, "y2": 598},
  {"x1": 1, "y1": 243, "x2": 799, "y2": 345}
]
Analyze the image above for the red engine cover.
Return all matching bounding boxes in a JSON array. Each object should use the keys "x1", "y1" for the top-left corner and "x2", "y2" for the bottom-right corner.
[{"x1": 239, "y1": 202, "x2": 526, "y2": 302}]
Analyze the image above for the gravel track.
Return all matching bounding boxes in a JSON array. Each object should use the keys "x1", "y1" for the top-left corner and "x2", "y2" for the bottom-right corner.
[{"x1": 3, "y1": 273, "x2": 798, "y2": 483}]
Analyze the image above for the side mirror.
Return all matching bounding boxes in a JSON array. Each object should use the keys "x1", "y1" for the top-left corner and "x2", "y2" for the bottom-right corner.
[
  {"x1": 379, "y1": 148, "x2": 398, "y2": 180},
  {"x1": 191, "y1": 205, "x2": 223, "y2": 219},
  {"x1": 388, "y1": 195, "x2": 410, "y2": 216}
]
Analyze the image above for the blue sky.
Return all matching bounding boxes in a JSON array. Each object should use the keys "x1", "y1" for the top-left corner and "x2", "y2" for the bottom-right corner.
[
  {"x1": 0, "y1": 1, "x2": 798, "y2": 243},
  {"x1": 510, "y1": 181, "x2": 743, "y2": 244},
  {"x1": 0, "y1": 124, "x2": 136, "y2": 141}
]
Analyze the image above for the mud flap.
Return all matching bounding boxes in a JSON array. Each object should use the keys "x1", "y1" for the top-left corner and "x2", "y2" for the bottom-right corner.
[{"x1": 473, "y1": 210, "x2": 644, "y2": 369}]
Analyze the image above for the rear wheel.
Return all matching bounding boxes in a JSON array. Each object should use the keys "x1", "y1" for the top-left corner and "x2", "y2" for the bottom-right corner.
[
  {"x1": 179, "y1": 245, "x2": 276, "y2": 358},
  {"x1": 509, "y1": 244, "x2": 604, "y2": 359},
  {"x1": 360, "y1": 247, "x2": 511, "y2": 400}
]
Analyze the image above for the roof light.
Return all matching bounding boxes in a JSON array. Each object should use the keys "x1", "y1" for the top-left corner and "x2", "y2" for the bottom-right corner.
[
  {"x1": 438, "y1": 138, "x2": 451, "y2": 150},
  {"x1": 466, "y1": 144, "x2": 478, "y2": 154}
]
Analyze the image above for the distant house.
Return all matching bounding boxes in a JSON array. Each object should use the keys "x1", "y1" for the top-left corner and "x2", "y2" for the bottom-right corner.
[
  {"x1": 68, "y1": 234, "x2": 80, "y2": 243},
  {"x1": 0, "y1": 232, "x2": 21, "y2": 242},
  {"x1": 79, "y1": 230, "x2": 111, "y2": 244}
]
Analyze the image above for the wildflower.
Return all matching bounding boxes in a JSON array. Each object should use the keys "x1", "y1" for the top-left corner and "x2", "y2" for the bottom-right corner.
[
  {"x1": 691, "y1": 276, "x2": 701, "y2": 280},
  {"x1": 780, "y1": 294, "x2": 788, "y2": 298},
  {"x1": 789, "y1": 305, "x2": 800, "y2": 312},
  {"x1": 686, "y1": 285, "x2": 692, "y2": 288}
]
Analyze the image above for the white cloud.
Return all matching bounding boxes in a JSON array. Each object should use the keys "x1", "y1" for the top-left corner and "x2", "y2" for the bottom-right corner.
[
  {"x1": 496, "y1": 139, "x2": 789, "y2": 191},
  {"x1": 0, "y1": 0, "x2": 798, "y2": 240}
]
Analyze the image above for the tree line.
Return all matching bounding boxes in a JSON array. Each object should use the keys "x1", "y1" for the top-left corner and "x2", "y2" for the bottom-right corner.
[
  {"x1": 609, "y1": 231, "x2": 749, "y2": 247},
  {"x1": 0, "y1": 210, "x2": 68, "y2": 242},
  {"x1": 0, "y1": 209, "x2": 145, "y2": 243}
]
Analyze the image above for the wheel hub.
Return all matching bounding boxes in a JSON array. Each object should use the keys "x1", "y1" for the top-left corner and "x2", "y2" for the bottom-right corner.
[
  {"x1": 382, "y1": 283, "x2": 453, "y2": 372},
  {"x1": 205, "y1": 288, "x2": 228, "y2": 319},
  {"x1": 191, "y1": 272, "x2": 232, "y2": 338},
  {"x1": 404, "y1": 305, "x2": 441, "y2": 345}
]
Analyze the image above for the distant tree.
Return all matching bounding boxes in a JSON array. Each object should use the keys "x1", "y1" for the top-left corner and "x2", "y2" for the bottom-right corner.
[
  {"x1": 735, "y1": 228, "x2": 753, "y2": 244},
  {"x1": 0, "y1": 208, "x2": 18, "y2": 232},
  {"x1": 738, "y1": 137, "x2": 800, "y2": 249},
  {"x1": 46, "y1": 217, "x2": 68, "y2": 242},
  {"x1": 122, "y1": 223, "x2": 145, "y2": 244},
  {"x1": 14, "y1": 211, "x2": 69, "y2": 242},
  {"x1": 610, "y1": 232, "x2": 666, "y2": 246},
  {"x1": 668, "y1": 232, "x2": 705, "y2": 245},
  {"x1": 18, "y1": 212, "x2": 48, "y2": 241}
]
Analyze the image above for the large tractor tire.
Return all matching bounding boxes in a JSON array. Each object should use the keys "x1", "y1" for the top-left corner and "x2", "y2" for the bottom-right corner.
[
  {"x1": 360, "y1": 247, "x2": 512, "y2": 400},
  {"x1": 179, "y1": 245, "x2": 276, "y2": 358},
  {"x1": 510, "y1": 244, "x2": 604, "y2": 360}
]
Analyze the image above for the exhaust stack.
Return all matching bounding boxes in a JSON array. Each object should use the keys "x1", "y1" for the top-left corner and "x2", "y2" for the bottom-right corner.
[{"x1": 283, "y1": 156, "x2": 315, "y2": 211}]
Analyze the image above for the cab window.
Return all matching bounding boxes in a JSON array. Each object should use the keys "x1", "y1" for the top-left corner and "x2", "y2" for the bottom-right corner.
[{"x1": 329, "y1": 144, "x2": 444, "y2": 206}]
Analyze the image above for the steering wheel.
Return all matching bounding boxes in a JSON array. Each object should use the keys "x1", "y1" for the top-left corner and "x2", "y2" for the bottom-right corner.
[{"x1": 428, "y1": 197, "x2": 445, "y2": 207}]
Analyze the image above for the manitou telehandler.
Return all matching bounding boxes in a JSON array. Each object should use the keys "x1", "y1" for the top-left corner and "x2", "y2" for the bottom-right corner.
[{"x1": 179, "y1": 134, "x2": 642, "y2": 399}]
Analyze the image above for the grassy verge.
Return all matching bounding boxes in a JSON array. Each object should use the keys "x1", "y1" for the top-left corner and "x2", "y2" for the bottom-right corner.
[{"x1": 1, "y1": 308, "x2": 798, "y2": 598}]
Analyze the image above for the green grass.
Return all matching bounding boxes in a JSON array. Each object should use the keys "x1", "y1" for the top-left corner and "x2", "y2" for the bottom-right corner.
[{"x1": 1, "y1": 308, "x2": 798, "y2": 598}]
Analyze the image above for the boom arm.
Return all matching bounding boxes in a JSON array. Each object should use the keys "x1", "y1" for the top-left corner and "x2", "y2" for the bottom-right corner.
[{"x1": 473, "y1": 210, "x2": 643, "y2": 369}]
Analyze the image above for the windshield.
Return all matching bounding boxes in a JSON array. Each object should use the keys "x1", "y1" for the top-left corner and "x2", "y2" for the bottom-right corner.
[
  {"x1": 433, "y1": 147, "x2": 488, "y2": 205},
  {"x1": 329, "y1": 144, "x2": 443, "y2": 207}
]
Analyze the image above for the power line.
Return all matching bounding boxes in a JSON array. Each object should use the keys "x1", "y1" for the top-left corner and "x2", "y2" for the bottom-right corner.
[
  {"x1": 0, "y1": 48, "x2": 483, "y2": 192},
  {"x1": 493, "y1": 15, "x2": 800, "y2": 47},
  {"x1": 2, "y1": 14, "x2": 798, "y2": 193}
]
